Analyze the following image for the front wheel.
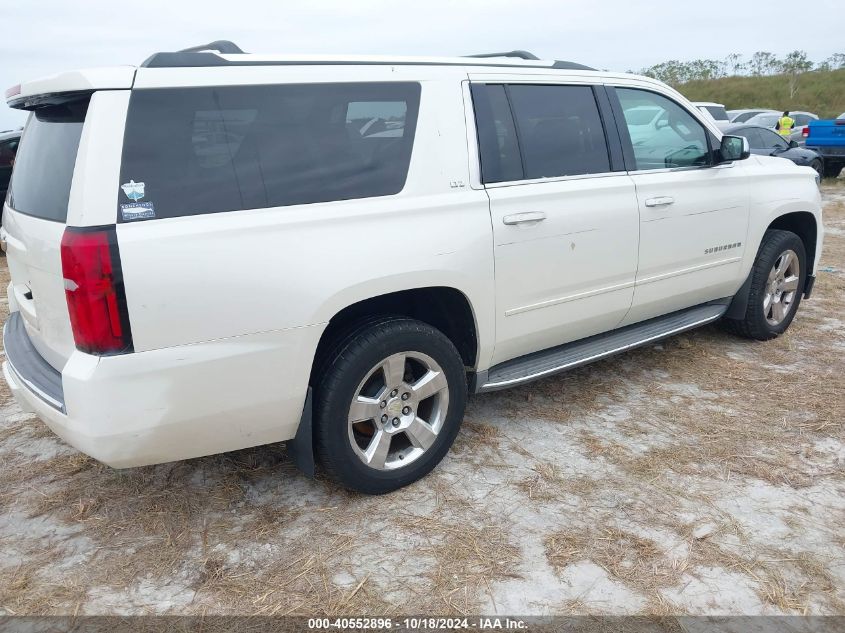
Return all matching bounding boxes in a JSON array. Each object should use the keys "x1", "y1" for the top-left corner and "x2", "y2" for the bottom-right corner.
[
  {"x1": 722, "y1": 229, "x2": 806, "y2": 341},
  {"x1": 314, "y1": 318, "x2": 467, "y2": 494},
  {"x1": 810, "y1": 159, "x2": 823, "y2": 179}
]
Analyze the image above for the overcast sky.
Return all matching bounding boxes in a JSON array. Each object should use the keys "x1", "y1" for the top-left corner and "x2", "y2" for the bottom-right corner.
[{"x1": 2, "y1": 0, "x2": 842, "y2": 129}]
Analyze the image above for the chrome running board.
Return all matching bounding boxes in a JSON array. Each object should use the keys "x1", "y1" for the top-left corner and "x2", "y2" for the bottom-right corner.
[{"x1": 477, "y1": 302, "x2": 728, "y2": 393}]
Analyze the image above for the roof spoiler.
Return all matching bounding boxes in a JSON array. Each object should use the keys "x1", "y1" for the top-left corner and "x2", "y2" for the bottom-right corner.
[{"x1": 6, "y1": 67, "x2": 135, "y2": 110}]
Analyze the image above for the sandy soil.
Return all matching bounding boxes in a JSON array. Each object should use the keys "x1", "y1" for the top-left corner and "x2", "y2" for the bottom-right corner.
[{"x1": 0, "y1": 181, "x2": 843, "y2": 617}]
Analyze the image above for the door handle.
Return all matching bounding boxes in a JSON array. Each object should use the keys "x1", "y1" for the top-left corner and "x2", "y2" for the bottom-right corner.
[
  {"x1": 644, "y1": 196, "x2": 675, "y2": 207},
  {"x1": 503, "y1": 211, "x2": 547, "y2": 225}
]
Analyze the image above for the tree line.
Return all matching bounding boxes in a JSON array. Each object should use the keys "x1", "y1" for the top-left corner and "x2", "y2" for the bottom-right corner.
[{"x1": 636, "y1": 51, "x2": 844, "y2": 98}]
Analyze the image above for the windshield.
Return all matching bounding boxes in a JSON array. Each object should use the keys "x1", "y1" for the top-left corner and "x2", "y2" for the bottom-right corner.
[{"x1": 8, "y1": 98, "x2": 89, "y2": 222}]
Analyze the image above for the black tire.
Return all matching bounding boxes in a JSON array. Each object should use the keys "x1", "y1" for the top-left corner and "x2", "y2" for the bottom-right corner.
[
  {"x1": 810, "y1": 159, "x2": 823, "y2": 179},
  {"x1": 314, "y1": 317, "x2": 467, "y2": 494},
  {"x1": 822, "y1": 162, "x2": 843, "y2": 179},
  {"x1": 722, "y1": 229, "x2": 806, "y2": 341}
]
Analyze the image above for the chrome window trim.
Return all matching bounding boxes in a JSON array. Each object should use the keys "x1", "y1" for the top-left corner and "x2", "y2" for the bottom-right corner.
[{"x1": 484, "y1": 170, "x2": 627, "y2": 189}]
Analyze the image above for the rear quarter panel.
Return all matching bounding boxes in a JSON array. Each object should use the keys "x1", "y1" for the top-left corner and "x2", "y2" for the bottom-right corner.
[{"x1": 116, "y1": 68, "x2": 496, "y2": 370}]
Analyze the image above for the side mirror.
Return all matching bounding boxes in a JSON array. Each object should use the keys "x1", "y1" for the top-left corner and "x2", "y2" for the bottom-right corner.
[
  {"x1": 719, "y1": 135, "x2": 750, "y2": 163},
  {"x1": 788, "y1": 140, "x2": 799, "y2": 148}
]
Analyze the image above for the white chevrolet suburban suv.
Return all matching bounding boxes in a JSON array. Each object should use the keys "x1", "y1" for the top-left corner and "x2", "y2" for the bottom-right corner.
[{"x1": 1, "y1": 43, "x2": 823, "y2": 494}]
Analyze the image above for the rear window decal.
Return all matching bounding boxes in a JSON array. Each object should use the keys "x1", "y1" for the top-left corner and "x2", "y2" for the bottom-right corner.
[
  {"x1": 120, "y1": 180, "x2": 145, "y2": 201},
  {"x1": 120, "y1": 202, "x2": 155, "y2": 221}
]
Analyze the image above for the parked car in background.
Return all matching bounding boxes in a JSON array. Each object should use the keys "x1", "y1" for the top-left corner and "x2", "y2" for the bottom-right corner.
[
  {"x1": 692, "y1": 102, "x2": 730, "y2": 122},
  {"x1": 746, "y1": 111, "x2": 818, "y2": 146},
  {"x1": 724, "y1": 123, "x2": 823, "y2": 177},
  {"x1": 0, "y1": 129, "x2": 22, "y2": 225},
  {"x1": 805, "y1": 118, "x2": 845, "y2": 178},
  {"x1": 728, "y1": 108, "x2": 777, "y2": 123}
]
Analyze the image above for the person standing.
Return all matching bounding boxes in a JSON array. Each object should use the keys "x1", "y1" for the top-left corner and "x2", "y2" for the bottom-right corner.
[{"x1": 776, "y1": 111, "x2": 795, "y2": 137}]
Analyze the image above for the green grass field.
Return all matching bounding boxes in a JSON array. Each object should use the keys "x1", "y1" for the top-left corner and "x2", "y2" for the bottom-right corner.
[{"x1": 676, "y1": 68, "x2": 845, "y2": 118}]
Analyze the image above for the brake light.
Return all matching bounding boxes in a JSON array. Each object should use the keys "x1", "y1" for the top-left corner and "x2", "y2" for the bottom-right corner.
[
  {"x1": 60, "y1": 227, "x2": 133, "y2": 355},
  {"x1": 5, "y1": 84, "x2": 21, "y2": 100},
  {"x1": 802, "y1": 126, "x2": 809, "y2": 138}
]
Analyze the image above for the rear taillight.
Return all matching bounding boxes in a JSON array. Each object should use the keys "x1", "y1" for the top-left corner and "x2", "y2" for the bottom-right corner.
[
  {"x1": 60, "y1": 227, "x2": 133, "y2": 355},
  {"x1": 802, "y1": 126, "x2": 809, "y2": 138}
]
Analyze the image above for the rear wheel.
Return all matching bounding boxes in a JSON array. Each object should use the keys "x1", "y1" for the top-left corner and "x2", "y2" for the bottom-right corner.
[
  {"x1": 722, "y1": 230, "x2": 806, "y2": 341},
  {"x1": 822, "y1": 162, "x2": 843, "y2": 179},
  {"x1": 314, "y1": 318, "x2": 467, "y2": 494},
  {"x1": 810, "y1": 158, "x2": 823, "y2": 178}
]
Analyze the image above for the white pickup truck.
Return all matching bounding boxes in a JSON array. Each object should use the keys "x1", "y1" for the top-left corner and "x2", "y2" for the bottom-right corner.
[{"x1": 1, "y1": 43, "x2": 823, "y2": 493}]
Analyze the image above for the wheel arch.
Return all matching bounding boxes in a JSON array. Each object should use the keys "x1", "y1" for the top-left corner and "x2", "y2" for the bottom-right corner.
[
  {"x1": 309, "y1": 286, "x2": 480, "y2": 388},
  {"x1": 766, "y1": 211, "x2": 818, "y2": 275},
  {"x1": 726, "y1": 212, "x2": 818, "y2": 320}
]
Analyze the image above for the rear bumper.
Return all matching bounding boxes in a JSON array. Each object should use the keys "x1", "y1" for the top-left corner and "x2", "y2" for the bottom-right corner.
[
  {"x1": 3, "y1": 312, "x2": 65, "y2": 412},
  {"x1": 2, "y1": 311, "x2": 322, "y2": 468},
  {"x1": 806, "y1": 146, "x2": 845, "y2": 160}
]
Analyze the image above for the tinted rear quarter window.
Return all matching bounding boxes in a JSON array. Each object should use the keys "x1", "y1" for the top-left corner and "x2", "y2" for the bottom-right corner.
[
  {"x1": 119, "y1": 82, "x2": 421, "y2": 221},
  {"x1": 8, "y1": 99, "x2": 88, "y2": 222}
]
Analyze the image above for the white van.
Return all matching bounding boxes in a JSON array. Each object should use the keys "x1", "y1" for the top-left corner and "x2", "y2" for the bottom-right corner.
[{"x1": 1, "y1": 43, "x2": 823, "y2": 493}]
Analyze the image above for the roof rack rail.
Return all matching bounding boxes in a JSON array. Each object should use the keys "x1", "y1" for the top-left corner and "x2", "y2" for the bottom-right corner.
[
  {"x1": 178, "y1": 40, "x2": 245, "y2": 54},
  {"x1": 467, "y1": 50, "x2": 540, "y2": 61},
  {"x1": 551, "y1": 60, "x2": 596, "y2": 71}
]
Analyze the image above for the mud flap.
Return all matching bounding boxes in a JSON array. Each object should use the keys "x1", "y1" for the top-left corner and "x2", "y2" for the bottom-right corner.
[
  {"x1": 725, "y1": 272, "x2": 754, "y2": 320},
  {"x1": 287, "y1": 387, "x2": 316, "y2": 478}
]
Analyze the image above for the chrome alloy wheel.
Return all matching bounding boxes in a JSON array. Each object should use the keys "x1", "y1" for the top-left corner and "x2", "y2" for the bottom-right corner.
[
  {"x1": 764, "y1": 249, "x2": 800, "y2": 326},
  {"x1": 347, "y1": 351, "x2": 449, "y2": 471}
]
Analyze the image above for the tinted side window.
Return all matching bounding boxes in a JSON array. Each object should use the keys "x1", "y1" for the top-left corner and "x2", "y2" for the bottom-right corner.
[
  {"x1": 760, "y1": 128, "x2": 789, "y2": 149},
  {"x1": 119, "y1": 83, "x2": 420, "y2": 220},
  {"x1": 703, "y1": 105, "x2": 729, "y2": 121},
  {"x1": 508, "y1": 85, "x2": 610, "y2": 179},
  {"x1": 8, "y1": 100, "x2": 88, "y2": 222},
  {"x1": 471, "y1": 84, "x2": 523, "y2": 184},
  {"x1": 616, "y1": 88, "x2": 710, "y2": 170},
  {"x1": 0, "y1": 140, "x2": 18, "y2": 165},
  {"x1": 740, "y1": 128, "x2": 764, "y2": 149}
]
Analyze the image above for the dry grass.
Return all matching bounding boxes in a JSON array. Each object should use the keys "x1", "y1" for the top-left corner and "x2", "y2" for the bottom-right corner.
[
  {"x1": 0, "y1": 184, "x2": 844, "y2": 615},
  {"x1": 545, "y1": 527, "x2": 672, "y2": 586},
  {"x1": 516, "y1": 461, "x2": 600, "y2": 502}
]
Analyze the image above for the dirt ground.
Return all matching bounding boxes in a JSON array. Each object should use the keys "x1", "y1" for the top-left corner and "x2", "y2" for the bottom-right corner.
[{"x1": 0, "y1": 180, "x2": 843, "y2": 618}]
